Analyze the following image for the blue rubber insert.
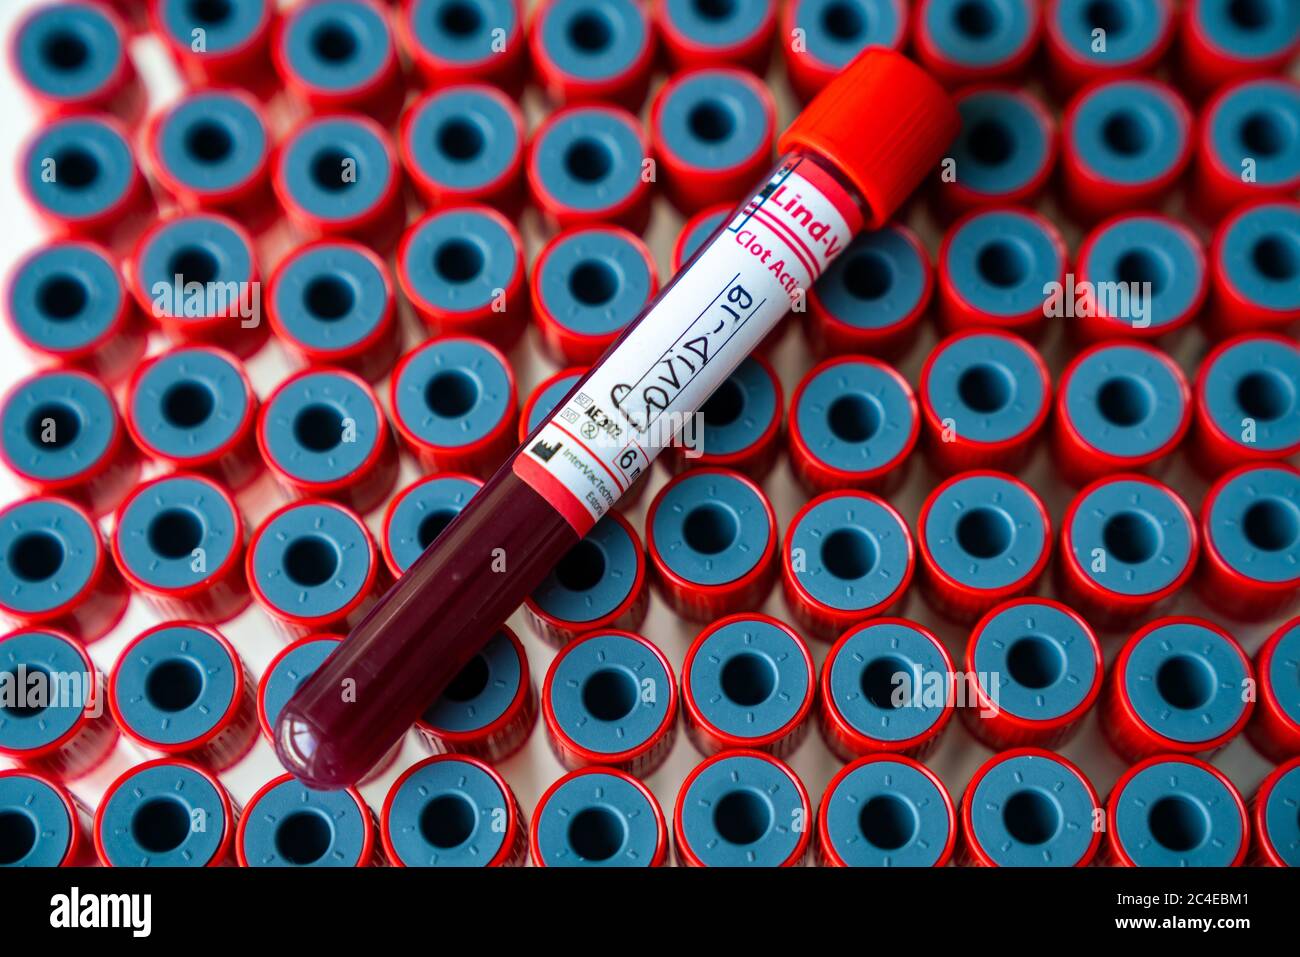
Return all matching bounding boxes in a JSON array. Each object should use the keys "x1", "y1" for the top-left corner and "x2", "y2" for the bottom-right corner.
[
  {"x1": 923, "y1": 474, "x2": 1046, "y2": 590},
  {"x1": 1261, "y1": 762, "x2": 1300, "y2": 866},
  {"x1": 241, "y1": 777, "x2": 369, "y2": 867},
  {"x1": 1081, "y1": 216, "x2": 1202, "y2": 330},
  {"x1": 15, "y1": 2, "x2": 122, "y2": 100},
  {"x1": 815, "y1": 226, "x2": 927, "y2": 331},
  {"x1": 280, "y1": 117, "x2": 393, "y2": 221},
  {"x1": 678, "y1": 208, "x2": 728, "y2": 266},
  {"x1": 1, "y1": 371, "x2": 114, "y2": 482},
  {"x1": 794, "y1": 0, "x2": 905, "y2": 68},
  {"x1": 1203, "y1": 338, "x2": 1300, "y2": 454},
  {"x1": 538, "y1": 0, "x2": 647, "y2": 81},
  {"x1": 1068, "y1": 479, "x2": 1194, "y2": 597},
  {"x1": 548, "y1": 633, "x2": 671, "y2": 755},
  {"x1": 921, "y1": 0, "x2": 1035, "y2": 66},
  {"x1": 281, "y1": 1, "x2": 391, "y2": 92},
  {"x1": 664, "y1": 0, "x2": 769, "y2": 46},
  {"x1": 8, "y1": 244, "x2": 123, "y2": 354},
  {"x1": 1123, "y1": 620, "x2": 1249, "y2": 743},
  {"x1": 386, "y1": 475, "x2": 479, "y2": 573},
  {"x1": 532, "y1": 109, "x2": 643, "y2": 213},
  {"x1": 656, "y1": 71, "x2": 768, "y2": 171},
  {"x1": 0, "y1": 773, "x2": 74, "y2": 867},
  {"x1": 392, "y1": 338, "x2": 512, "y2": 450},
  {"x1": 678, "y1": 753, "x2": 804, "y2": 866},
  {"x1": 401, "y1": 208, "x2": 519, "y2": 314},
  {"x1": 1052, "y1": 0, "x2": 1168, "y2": 63},
  {"x1": 404, "y1": 87, "x2": 519, "y2": 193},
  {"x1": 1219, "y1": 203, "x2": 1300, "y2": 312},
  {"x1": 535, "y1": 771, "x2": 660, "y2": 866},
  {"x1": 260, "y1": 638, "x2": 338, "y2": 732},
  {"x1": 136, "y1": 215, "x2": 254, "y2": 322},
  {"x1": 1190, "y1": 0, "x2": 1299, "y2": 60},
  {"x1": 0, "y1": 498, "x2": 98, "y2": 616},
  {"x1": 272, "y1": 243, "x2": 387, "y2": 353},
  {"x1": 951, "y1": 90, "x2": 1050, "y2": 196},
  {"x1": 968, "y1": 753, "x2": 1096, "y2": 866},
  {"x1": 97, "y1": 762, "x2": 229, "y2": 866},
  {"x1": 1267, "y1": 621, "x2": 1300, "y2": 726},
  {"x1": 538, "y1": 228, "x2": 652, "y2": 337},
  {"x1": 526, "y1": 372, "x2": 582, "y2": 434},
  {"x1": 971, "y1": 602, "x2": 1097, "y2": 722},
  {"x1": 261, "y1": 370, "x2": 382, "y2": 484},
  {"x1": 827, "y1": 621, "x2": 948, "y2": 742},
  {"x1": 406, "y1": 0, "x2": 518, "y2": 65},
  {"x1": 697, "y1": 357, "x2": 777, "y2": 458},
  {"x1": 1071, "y1": 81, "x2": 1188, "y2": 185},
  {"x1": 689, "y1": 618, "x2": 808, "y2": 740},
  {"x1": 156, "y1": 92, "x2": 266, "y2": 195},
  {"x1": 945, "y1": 211, "x2": 1063, "y2": 317},
  {"x1": 1206, "y1": 466, "x2": 1300, "y2": 585},
  {"x1": 823, "y1": 759, "x2": 951, "y2": 866},
  {"x1": 251, "y1": 502, "x2": 371, "y2": 618},
  {"x1": 114, "y1": 476, "x2": 239, "y2": 591},
  {"x1": 130, "y1": 348, "x2": 249, "y2": 461},
  {"x1": 651, "y1": 472, "x2": 770, "y2": 586},
  {"x1": 0, "y1": 630, "x2": 89, "y2": 752},
  {"x1": 926, "y1": 332, "x2": 1045, "y2": 445},
  {"x1": 1112, "y1": 758, "x2": 1243, "y2": 866},
  {"x1": 385, "y1": 758, "x2": 510, "y2": 866},
  {"x1": 1209, "y1": 80, "x2": 1300, "y2": 186},
  {"x1": 796, "y1": 361, "x2": 913, "y2": 474},
  {"x1": 1063, "y1": 344, "x2": 1185, "y2": 458},
  {"x1": 24, "y1": 117, "x2": 133, "y2": 220},
  {"x1": 532, "y1": 514, "x2": 638, "y2": 623},
  {"x1": 157, "y1": 0, "x2": 268, "y2": 55},
  {"x1": 113, "y1": 624, "x2": 237, "y2": 746},
  {"x1": 789, "y1": 495, "x2": 910, "y2": 612},
  {"x1": 422, "y1": 630, "x2": 521, "y2": 733}
]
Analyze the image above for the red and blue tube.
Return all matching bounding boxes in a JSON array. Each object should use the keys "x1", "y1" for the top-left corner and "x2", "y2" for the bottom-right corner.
[
  {"x1": 530, "y1": 767, "x2": 668, "y2": 866},
  {"x1": 1193, "y1": 333, "x2": 1300, "y2": 475},
  {"x1": 817, "y1": 755, "x2": 956, "y2": 867},
  {"x1": 1248, "y1": 617, "x2": 1300, "y2": 763}
]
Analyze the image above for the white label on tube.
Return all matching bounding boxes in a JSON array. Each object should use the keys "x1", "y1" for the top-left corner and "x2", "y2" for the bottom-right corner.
[{"x1": 515, "y1": 156, "x2": 863, "y2": 535}]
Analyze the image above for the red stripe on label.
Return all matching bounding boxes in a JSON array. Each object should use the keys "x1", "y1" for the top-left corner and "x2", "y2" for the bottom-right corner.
[
  {"x1": 513, "y1": 454, "x2": 595, "y2": 536},
  {"x1": 747, "y1": 204, "x2": 822, "y2": 280}
]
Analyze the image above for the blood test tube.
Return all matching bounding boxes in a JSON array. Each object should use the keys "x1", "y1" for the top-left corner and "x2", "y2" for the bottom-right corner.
[
  {"x1": 0, "y1": 369, "x2": 140, "y2": 519},
  {"x1": 937, "y1": 208, "x2": 1067, "y2": 340},
  {"x1": 1198, "y1": 463, "x2": 1300, "y2": 621},
  {"x1": 416, "y1": 626, "x2": 536, "y2": 761},
  {"x1": 275, "y1": 0, "x2": 406, "y2": 126},
  {"x1": 655, "y1": 0, "x2": 775, "y2": 73},
  {"x1": 919, "y1": 329, "x2": 1049, "y2": 475},
  {"x1": 111, "y1": 474, "x2": 250, "y2": 625},
  {"x1": 1103, "y1": 617, "x2": 1254, "y2": 762},
  {"x1": 396, "y1": 0, "x2": 526, "y2": 95},
  {"x1": 237, "y1": 774, "x2": 383, "y2": 867},
  {"x1": 1057, "y1": 476, "x2": 1198, "y2": 631},
  {"x1": 151, "y1": 0, "x2": 275, "y2": 95},
  {"x1": 1248, "y1": 617, "x2": 1300, "y2": 763},
  {"x1": 247, "y1": 500, "x2": 388, "y2": 639},
  {"x1": 94, "y1": 758, "x2": 238, "y2": 867},
  {"x1": 273, "y1": 115, "x2": 405, "y2": 253},
  {"x1": 646, "y1": 468, "x2": 778, "y2": 623},
  {"x1": 674, "y1": 750, "x2": 811, "y2": 867},
  {"x1": 1060, "y1": 79, "x2": 1193, "y2": 225},
  {"x1": 663, "y1": 355, "x2": 782, "y2": 478},
  {"x1": 542, "y1": 630, "x2": 677, "y2": 777},
  {"x1": 1105, "y1": 755, "x2": 1248, "y2": 867},
  {"x1": 0, "y1": 770, "x2": 93, "y2": 867},
  {"x1": 0, "y1": 628, "x2": 116, "y2": 780},
  {"x1": 783, "y1": 491, "x2": 913, "y2": 641},
  {"x1": 1193, "y1": 79, "x2": 1300, "y2": 224},
  {"x1": 933, "y1": 87, "x2": 1057, "y2": 221},
  {"x1": 381, "y1": 754, "x2": 526, "y2": 867},
  {"x1": 520, "y1": 369, "x2": 585, "y2": 444},
  {"x1": 650, "y1": 68, "x2": 776, "y2": 214},
  {"x1": 1252, "y1": 757, "x2": 1300, "y2": 867},
  {"x1": 1177, "y1": 0, "x2": 1300, "y2": 100},
  {"x1": 963, "y1": 599, "x2": 1102, "y2": 750},
  {"x1": 20, "y1": 114, "x2": 153, "y2": 255},
  {"x1": 382, "y1": 473, "x2": 482, "y2": 577},
  {"x1": 782, "y1": 0, "x2": 908, "y2": 103},
  {"x1": 672, "y1": 203, "x2": 730, "y2": 273},
  {"x1": 528, "y1": 0, "x2": 655, "y2": 109},
  {"x1": 804, "y1": 224, "x2": 932, "y2": 362},
  {"x1": 788, "y1": 357, "x2": 918, "y2": 495},
  {"x1": 128, "y1": 213, "x2": 267, "y2": 358},
  {"x1": 531, "y1": 766, "x2": 668, "y2": 867},
  {"x1": 1205, "y1": 200, "x2": 1300, "y2": 337},
  {"x1": 12, "y1": 1, "x2": 143, "y2": 125},
  {"x1": 525, "y1": 105, "x2": 652, "y2": 234},
  {"x1": 913, "y1": 0, "x2": 1042, "y2": 87},
  {"x1": 0, "y1": 497, "x2": 127, "y2": 643},
  {"x1": 959, "y1": 749, "x2": 1102, "y2": 867},
  {"x1": 1053, "y1": 341, "x2": 1191, "y2": 487},
  {"x1": 817, "y1": 755, "x2": 956, "y2": 868},
  {"x1": 259, "y1": 368, "x2": 398, "y2": 515},
  {"x1": 818, "y1": 618, "x2": 953, "y2": 759},
  {"x1": 389, "y1": 336, "x2": 518, "y2": 478},
  {"x1": 1043, "y1": 0, "x2": 1175, "y2": 98}
]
